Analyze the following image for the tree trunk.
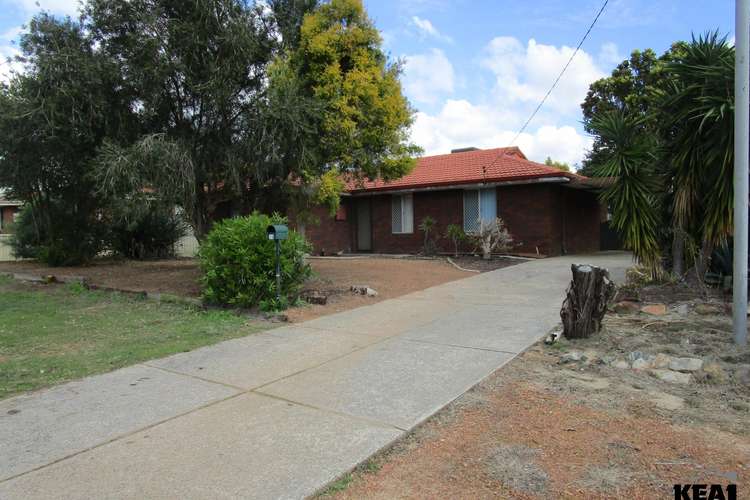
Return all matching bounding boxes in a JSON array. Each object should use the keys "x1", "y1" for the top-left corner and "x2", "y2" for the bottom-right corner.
[
  {"x1": 672, "y1": 227, "x2": 684, "y2": 277},
  {"x1": 695, "y1": 237, "x2": 713, "y2": 282},
  {"x1": 560, "y1": 264, "x2": 616, "y2": 339}
]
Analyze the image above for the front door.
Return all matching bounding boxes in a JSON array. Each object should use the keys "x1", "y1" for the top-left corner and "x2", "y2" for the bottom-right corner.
[{"x1": 356, "y1": 198, "x2": 372, "y2": 251}]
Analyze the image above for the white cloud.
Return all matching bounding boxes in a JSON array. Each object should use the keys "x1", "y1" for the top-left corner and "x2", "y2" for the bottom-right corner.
[
  {"x1": 403, "y1": 36, "x2": 611, "y2": 167},
  {"x1": 0, "y1": 27, "x2": 24, "y2": 84},
  {"x1": 411, "y1": 16, "x2": 452, "y2": 43},
  {"x1": 410, "y1": 99, "x2": 592, "y2": 166},
  {"x1": 402, "y1": 48, "x2": 454, "y2": 105},
  {"x1": 481, "y1": 36, "x2": 605, "y2": 118},
  {"x1": 14, "y1": 0, "x2": 81, "y2": 16}
]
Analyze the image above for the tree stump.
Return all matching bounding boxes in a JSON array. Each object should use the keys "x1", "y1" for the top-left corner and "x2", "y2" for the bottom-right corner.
[{"x1": 560, "y1": 264, "x2": 615, "y2": 339}]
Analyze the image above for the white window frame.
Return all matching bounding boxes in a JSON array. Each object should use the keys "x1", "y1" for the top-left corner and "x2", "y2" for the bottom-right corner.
[
  {"x1": 463, "y1": 188, "x2": 496, "y2": 234},
  {"x1": 391, "y1": 193, "x2": 414, "y2": 234}
]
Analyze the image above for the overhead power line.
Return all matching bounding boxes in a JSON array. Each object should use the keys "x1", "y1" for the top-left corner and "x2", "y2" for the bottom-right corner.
[{"x1": 509, "y1": 0, "x2": 609, "y2": 146}]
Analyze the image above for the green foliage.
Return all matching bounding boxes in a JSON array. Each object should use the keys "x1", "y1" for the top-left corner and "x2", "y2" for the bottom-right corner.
[
  {"x1": 584, "y1": 33, "x2": 734, "y2": 279},
  {"x1": 108, "y1": 203, "x2": 187, "y2": 260},
  {"x1": 580, "y1": 45, "x2": 685, "y2": 176},
  {"x1": 199, "y1": 213, "x2": 311, "y2": 308},
  {"x1": 418, "y1": 216, "x2": 438, "y2": 255},
  {"x1": 10, "y1": 204, "x2": 107, "y2": 266},
  {"x1": 314, "y1": 170, "x2": 346, "y2": 216},
  {"x1": 275, "y1": 0, "x2": 420, "y2": 184},
  {"x1": 0, "y1": 14, "x2": 133, "y2": 266},
  {"x1": 543, "y1": 157, "x2": 571, "y2": 172},
  {"x1": 445, "y1": 224, "x2": 466, "y2": 257},
  {"x1": 660, "y1": 32, "x2": 735, "y2": 247},
  {"x1": 589, "y1": 111, "x2": 663, "y2": 276}
]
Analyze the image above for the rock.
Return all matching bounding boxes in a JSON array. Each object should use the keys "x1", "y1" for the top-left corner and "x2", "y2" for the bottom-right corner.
[
  {"x1": 601, "y1": 354, "x2": 616, "y2": 366},
  {"x1": 303, "y1": 292, "x2": 327, "y2": 305},
  {"x1": 613, "y1": 301, "x2": 640, "y2": 314},
  {"x1": 627, "y1": 351, "x2": 648, "y2": 363},
  {"x1": 641, "y1": 303, "x2": 667, "y2": 315},
  {"x1": 613, "y1": 360, "x2": 630, "y2": 370},
  {"x1": 582, "y1": 350, "x2": 600, "y2": 364},
  {"x1": 675, "y1": 304, "x2": 690, "y2": 316},
  {"x1": 647, "y1": 391, "x2": 685, "y2": 411},
  {"x1": 695, "y1": 303, "x2": 722, "y2": 315},
  {"x1": 700, "y1": 362, "x2": 728, "y2": 384},
  {"x1": 351, "y1": 285, "x2": 378, "y2": 297},
  {"x1": 631, "y1": 357, "x2": 653, "y2": 370},
  {"x1": 669, "y1": 357, "x2": 703, "y2": 372},
  {"x1": 560, "y1": 351, "x2": 584, "y2": 364},
  {"x1": 652, "y1": 353, "x2": 672, "y2": 369},
  {"x1": 651, "y1": 369, "x2": 692, "y2": 385},
  {"x1": 734, "y1": 365, "x2": 750, "y2": 385}
]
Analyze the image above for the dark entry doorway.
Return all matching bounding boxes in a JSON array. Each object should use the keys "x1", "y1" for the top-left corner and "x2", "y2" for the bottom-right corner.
[{"x1": 356, "y1": 198, "x2": 372, "y2": 251}]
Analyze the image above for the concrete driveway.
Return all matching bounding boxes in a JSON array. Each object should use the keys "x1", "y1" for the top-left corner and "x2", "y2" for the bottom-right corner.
[{"x1": 0, "y1": 252, "x2": 631, "y2": 499}]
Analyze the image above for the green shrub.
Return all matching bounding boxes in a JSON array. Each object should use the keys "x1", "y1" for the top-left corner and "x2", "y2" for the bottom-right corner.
[
  {"x1": 199, "y1": 213, "x2": 311, "y2": 308},
  {"x1": 109, "y1": 205, "x2": 186, "y2": 260},
  {"x1": 10, "y1": 204, "x2": 107, "y2": 266}
]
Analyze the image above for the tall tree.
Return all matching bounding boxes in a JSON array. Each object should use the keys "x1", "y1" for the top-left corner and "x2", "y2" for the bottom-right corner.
[
  {"x1": 0, "y1": 14, "x2": 134, "y2": 264},
  {"x1": 272, "y1": 0, "x2": 419, "y2": 191},
  {"x1": 87, "y1": 0, "x2": 279, "y2": 239},
  {"x1": 660, "y1": 32, "x2": 734, "y2": 275},
  {"x1": 544, "y1": 157, "x2": 571, "y2": 172},
  {"x1": 580, "y1": 45, "x2": 685, "y2": 176},
  {"x1": 587, "y1": 33, "x2": 734, "y2": 279}
]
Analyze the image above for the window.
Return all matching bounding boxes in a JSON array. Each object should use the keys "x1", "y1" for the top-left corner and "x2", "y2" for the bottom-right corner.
[
  {"x1": 463, "y1": 188, "x2": 497, "y2": 233},
  {"x1": 391, "y1": 194, "x2": 413, "y2": 234}
]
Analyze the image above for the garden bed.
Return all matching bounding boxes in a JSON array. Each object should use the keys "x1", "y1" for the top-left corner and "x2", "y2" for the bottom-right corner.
[{"x1": 0, "y1": 256, "x2": 520, "y2": 323}]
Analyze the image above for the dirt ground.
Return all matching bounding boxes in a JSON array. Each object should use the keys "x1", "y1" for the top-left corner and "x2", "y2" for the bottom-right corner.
[
  {"x1": 325, "y1": 283, "x2": 750, "y2": 499},
  {"x1": 288, "y1": 256, "x2": 517, "y2": 322},
  {"x1": 0, "y1": 256, "x2": 517, "y2": 322}
]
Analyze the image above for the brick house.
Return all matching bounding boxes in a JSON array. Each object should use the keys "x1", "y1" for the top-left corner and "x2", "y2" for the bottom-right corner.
[
  {"x1": 296, "y1": 146, "x2": 604, "y2": 257},
  {"x1": 0, "y1": 197, "x2": 21, "y2": 234}
]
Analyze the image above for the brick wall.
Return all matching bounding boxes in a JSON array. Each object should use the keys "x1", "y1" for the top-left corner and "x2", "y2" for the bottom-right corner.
[
  {"x1": 561, "y1": 188, "x2": 602, "y2": 254},
  {"x1": 298, "y1": 184, "x2": 601, "y2": 257},
  {"x1": 369, "y1": 190, "x2": 463, "y2": 254},
  {"x1": 0, "y1": 206, "x2": 19, "y2": 234},
  {"x1": 497, "y1": 184, "x2": 561, "y2": 256},
  {"x1": 291, "y1": 201, "x2": 354, "y2": 255}
]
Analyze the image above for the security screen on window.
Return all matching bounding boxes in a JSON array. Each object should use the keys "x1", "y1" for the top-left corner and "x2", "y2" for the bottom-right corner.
[
  {"x1": 463, "y1": 188, "x2": 496, "y2": 233},
  {"x1": 391, "y1": 194, "x2": 413, "y2": 234}
]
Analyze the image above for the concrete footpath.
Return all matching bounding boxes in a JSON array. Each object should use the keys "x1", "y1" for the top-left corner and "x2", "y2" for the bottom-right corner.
[{"x1": 0, "y1": 253, "x2": 630, "y2": 499}]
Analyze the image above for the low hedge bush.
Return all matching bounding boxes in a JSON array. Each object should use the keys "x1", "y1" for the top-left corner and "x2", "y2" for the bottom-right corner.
[{"x1": 199, "y1": 213, "x2": 311, "y2": 309}]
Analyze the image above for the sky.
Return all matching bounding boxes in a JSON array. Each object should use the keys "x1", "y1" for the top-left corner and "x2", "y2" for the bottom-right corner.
[{"x1": 0, "y1": 0, "x2": 736, "y2": 167}]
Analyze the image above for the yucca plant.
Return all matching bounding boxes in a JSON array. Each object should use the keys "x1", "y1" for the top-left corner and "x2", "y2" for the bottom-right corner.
[
  {"x1": 661, "y1": 32, "x2": 734, "y2": 275},
  {"x1": 590, "y1": 111, "x2": 664, "y2": 278}
]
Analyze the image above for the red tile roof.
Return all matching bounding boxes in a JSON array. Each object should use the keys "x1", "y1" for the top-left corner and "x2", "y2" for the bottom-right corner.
[{"x1": 347, "y1": 147, "x2": 578, "y2": 193}]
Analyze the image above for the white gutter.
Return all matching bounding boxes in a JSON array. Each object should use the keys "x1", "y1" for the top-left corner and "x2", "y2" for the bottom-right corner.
[{"x1": 347, "y1": 176, "x2": 570, "y2": 196}]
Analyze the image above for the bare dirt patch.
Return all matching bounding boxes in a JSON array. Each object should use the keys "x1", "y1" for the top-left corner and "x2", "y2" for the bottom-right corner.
[
  {"x1": 326, "y1": 286, "x2": 749, "y2": 499},
  {"x1": 0, "y1": 259, "x2": 202, "y2": 297},
  {"x1": 1, "y1": 256, "x2": 513, "y2": 323},
  {"x1": 287, "y1": 257, "x2": 502, "y2": 322}
]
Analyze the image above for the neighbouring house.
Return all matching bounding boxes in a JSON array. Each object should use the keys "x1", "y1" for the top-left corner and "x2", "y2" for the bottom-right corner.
[
  {"x1": 0, "y1": 197, "x2": 21, "y2": 234},
  {"x1": 294, "y1": 146, "x2": 606, "y2": 257}
]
